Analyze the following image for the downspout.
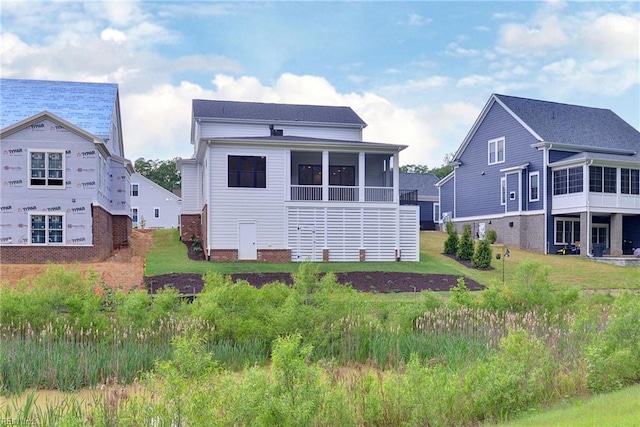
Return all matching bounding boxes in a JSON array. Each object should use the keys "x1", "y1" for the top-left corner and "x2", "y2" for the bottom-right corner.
[
  {"x1": 543, "y1": 145, "x2": 550, "y2": 254},
  {"x1": 586, "y1": 159, "x2": 593, "y2": 257}
]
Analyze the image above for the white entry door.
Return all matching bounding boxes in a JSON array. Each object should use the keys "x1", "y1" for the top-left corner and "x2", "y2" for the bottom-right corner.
[{"x1": 238, "y1": 222, "x2": 257, "y2": 260}]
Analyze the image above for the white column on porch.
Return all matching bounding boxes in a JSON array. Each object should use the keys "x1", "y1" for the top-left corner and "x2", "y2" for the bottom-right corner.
[
  {"x1": 284, "y1": 149, "x2": 291, "y2": 201},
  {"x1": 393, "y1": 152, "x2": 400, "y2": 203},
  {"x1": 358, "y1": 152, "x2": 365, "y2": 202},
  {"x1": 322, "y1": 150, "x2": 329, "y2": 201}
]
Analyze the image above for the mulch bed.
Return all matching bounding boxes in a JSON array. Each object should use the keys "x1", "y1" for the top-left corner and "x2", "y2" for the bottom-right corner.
[
  {"x1": 146, "y1": 241, "x2": 485, "y2": 295},
  {"x1": 145, "y1": 271, "x2": 484, "y2": 295}
]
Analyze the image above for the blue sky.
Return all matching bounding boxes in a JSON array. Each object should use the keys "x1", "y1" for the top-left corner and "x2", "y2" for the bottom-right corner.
[{"x1": 1, "y1": 1, "x2": 638, "y2": 167}]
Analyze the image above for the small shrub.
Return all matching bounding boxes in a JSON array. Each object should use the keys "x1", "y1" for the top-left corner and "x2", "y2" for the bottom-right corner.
[
  {"x1": 486, "y1": 229, "x2": 497, "y2": 244},
  {"x1": 443, "y1": 222, "x2": 459, "y2": 255},
  {"x1": 450, "y1": 277, "x2": 474, "y2": 307},
  {"x1": 456, "y1": 224, "x2": 474, "y2": 261},
  {"x1": 472, "y1": 239, "x2": 493, "y2": 268}
]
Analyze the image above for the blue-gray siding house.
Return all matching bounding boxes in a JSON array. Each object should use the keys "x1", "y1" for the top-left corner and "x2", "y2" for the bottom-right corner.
[
  {"x1": 437, "y1": 94, "x2": 640, "y2": 256},
  {"x1": 400, "y1": 172, "x2": 440, "y2": 230}
]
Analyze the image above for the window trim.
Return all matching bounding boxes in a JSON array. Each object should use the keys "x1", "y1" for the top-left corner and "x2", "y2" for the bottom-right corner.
[
  {"x1": 154, "y1": 207, "x2": 160, "y2": 218},
  {"x1": 131, "y1": 207, "x2": 139, "y2": 225},
  {"x1": 500, "y1": 177, "x2": 507, "y2": 206},
  {"x1": 553, "y1": 166, "x2": 583, "y2": 195},
  {"x1": 28, "y1": 149, "x2": 65, "y2": 189},
  {"x1": 529, "y1": 171, "x2": 540, "y2": 202},
  {"x1": 621, "y1": 168, "x2": 640, "y2": 195},
  {"x1": 488, "y1": 137, "x2": 505, "y2": 165},
  {"x1": 554, "y1": 217, "x2": 580, "y2": 245},
  {"x1": 29, "y1": 213, "x2": 65, "y2": 245},
  {"x1": 433, "y1": 203, "x2": 440, "y2": 223}
]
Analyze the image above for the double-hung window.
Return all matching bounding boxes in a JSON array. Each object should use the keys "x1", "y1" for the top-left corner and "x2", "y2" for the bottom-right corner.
[
  {"x1": 621, "y1": 168, "x2": 640, "y2": 195},
  {"x1": 529, "y1": 171, "x2": 539, "y2": 202},
  {"x1": 30, "y1": 214, "x2": 64, "y2": 244},
  {"x1": 488, "y1": 137, "x2": 505, "y2": 165},
  {"x1": 228, "y1": 156, "x2": 266, "y2": 188},
  {"x1": 131, "y1": 184, "x2": 139, "y2": 197},
  {"x1": 29, "y1": 151, "x2": 64, "y2": 187}
]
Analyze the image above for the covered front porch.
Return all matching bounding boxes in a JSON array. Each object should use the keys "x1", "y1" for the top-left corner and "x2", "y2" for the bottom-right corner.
[{"x1": 287, "y1": 150, "x2": 400, "y2": 203}]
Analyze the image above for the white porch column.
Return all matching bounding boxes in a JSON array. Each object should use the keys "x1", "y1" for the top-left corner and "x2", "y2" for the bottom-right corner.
[
  {"x1": 284, "y1": 149, "x2": 291, "y2": 201},
  {"x1": 358, "y1": 152, "x2": 365, "y2": 202},
  {"x1": 322, "y1": 150, "x2": 329, "y2": 201},
  {"x1": 393, "y1": 152, "x2": 400, "y2": 203}
]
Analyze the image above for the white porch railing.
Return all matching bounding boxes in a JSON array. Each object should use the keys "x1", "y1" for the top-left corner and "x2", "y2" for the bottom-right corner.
[
  {"x1": 329, "y1": 186, "x2": 358, "y2": 201},
  {"x1": 365, "y1": 186, "x2": 394, "y2": 202},
  {"x1": 291, "y1": 185, "x2": 395, "y2": 202},
  {"x1": 291, "y1": 185, "x2": 322, "y2": 201}
]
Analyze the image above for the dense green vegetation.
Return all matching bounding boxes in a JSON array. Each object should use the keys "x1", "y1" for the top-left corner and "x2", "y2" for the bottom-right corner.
[{"x1": 2, "y1": 230, "x2": 640, "y2": 425}]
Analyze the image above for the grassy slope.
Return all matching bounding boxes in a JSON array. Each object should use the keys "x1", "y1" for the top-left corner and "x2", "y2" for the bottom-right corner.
[
  {"x1": 146, "y1": 229, "x2": 640, "y2": 290},
  {"x1": 497, "y1": 384, "x2": 640, "y2": 426}
]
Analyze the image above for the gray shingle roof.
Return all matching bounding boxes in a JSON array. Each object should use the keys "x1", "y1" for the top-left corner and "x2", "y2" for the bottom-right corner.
[
  {"x1": 0, "y1": 78, "x2": 118, "y2": 136},
  {"x1": 495, "y1": 94, "x2": 640, "y2": 152},
  {"x1": 192, "y1": 99, "x2": 367, "y2": 127},
  {"x1": 549, "y1": 151, "x2": 640, "y2": 166},
  {"x1": 399, "y1": 172, "x2": 439, "y2": 197}
]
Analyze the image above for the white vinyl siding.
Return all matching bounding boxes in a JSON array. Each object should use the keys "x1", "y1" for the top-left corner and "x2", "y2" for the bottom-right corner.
[
  {"x1": 180, "y1": 163, "x2": 200, "y2": 213},
  {"x1": 399, "y1": 206, "x2": 419, "y2": 261},
  {"x1": 200, "y1": 122, "x2": 362, "y2": 142},
  {"x1": 208, "y1": 146, "x2": 286, "y2": 249}
]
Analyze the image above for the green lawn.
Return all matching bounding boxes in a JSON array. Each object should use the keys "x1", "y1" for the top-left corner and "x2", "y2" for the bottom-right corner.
[
  {"x1": 145, "y1": 229, "x2": 640, "y2": 290},
  {"x1": 497, "y1": 384, "x2": 640, "y2": 426}
]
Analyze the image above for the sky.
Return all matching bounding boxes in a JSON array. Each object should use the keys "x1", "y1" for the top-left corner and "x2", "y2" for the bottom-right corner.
[{"x1": 1, "y1": 0, "x2": 639, "y2": 168}]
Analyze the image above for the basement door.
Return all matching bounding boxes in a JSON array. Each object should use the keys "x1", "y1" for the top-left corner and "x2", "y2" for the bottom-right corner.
[{"x1": 238, "y1": 222, "x2": 257, "y2": 260}]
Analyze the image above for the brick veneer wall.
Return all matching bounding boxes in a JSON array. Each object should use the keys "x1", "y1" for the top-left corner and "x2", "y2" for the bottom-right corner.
[
  {"x1": 210, "y1": 249, "x2": 292, "y2": 262},
  {"x1": 257, "y1": 249, "x2": 291, "y2": 262},
  {"x1": 112, "y1": 214, "x2": 132, "y2": 249},
  {"x1": 0, "y1": 205, "x2": 118, "y2": 264},
  {"x1": 180, "y1": 214, "x2": 202, "y2": 242}
]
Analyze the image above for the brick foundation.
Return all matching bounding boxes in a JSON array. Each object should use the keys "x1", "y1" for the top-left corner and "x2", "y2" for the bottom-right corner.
[
  {"x1": 0, "y1": 205, "x2": 129, "y2": 264},
  {"x1": 323, "y1": 249, "x2": 329, "y2": 262},
  {"x1": 359, "y1": 249, "x2": 366, "y2": 262},
  {"x1": 257, "y1": 249, "x2": 291, "y2": 262},
  {"x1": 210, "y1": 249, "x2": 292, "y2": 262},
  {"x1": 180, "y1": 214, "x2": 202, "y2": 242},
  {"x1": 210, "y1": 249, "x2": 238, "y2": 262}
]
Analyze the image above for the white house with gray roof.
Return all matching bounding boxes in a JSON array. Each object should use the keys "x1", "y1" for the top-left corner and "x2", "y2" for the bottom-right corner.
[
  {"x1": 130, "y1": 173, "x2": 181, "y2": 229},
  {"x1": 438, "y1": 94, "x2": 640, "y2": 257},
  {"x1": 178, "y1": 99, "x2": 419, "y2": 262},
  {"x1": 0, "y1": 78, "x2": 133, "y2": 263}
]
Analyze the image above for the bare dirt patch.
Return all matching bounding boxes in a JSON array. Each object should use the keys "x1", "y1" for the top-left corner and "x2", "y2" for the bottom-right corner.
[{"x1": 0, "y1": 229, "x2": 153, "y2": 291}]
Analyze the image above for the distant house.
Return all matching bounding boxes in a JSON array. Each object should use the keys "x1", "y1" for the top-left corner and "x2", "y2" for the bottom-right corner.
[
  {"x1": 438, "y1": 94, "x2": 640, "y2": 256},
  {"x1": 400, "y1": 172, "x2": 440, "y2": 230},
  {"x1": 0, "y1": 79, "x2": 133, "y2": 263},
  {"x1": 178, "y1": 99, "x2": 419, "y2": 262},
  {"x1": 130, "y1": 173, "x2": 181, "y2": 229}
]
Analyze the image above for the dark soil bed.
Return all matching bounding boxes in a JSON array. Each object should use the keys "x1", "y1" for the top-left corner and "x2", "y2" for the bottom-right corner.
[
  {"x1": 150, "y1": 241, "x2": 485, "y2": 295},
  {"x1": 146, "y1": 271, "x2": 484, "y2": 295}
]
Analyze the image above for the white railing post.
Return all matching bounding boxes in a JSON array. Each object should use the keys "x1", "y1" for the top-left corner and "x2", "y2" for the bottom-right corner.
[
  {"x1": 359, "y1": 152, "x2": 365, "y2": 202},
  {"x1": 322, "y1": 151, "x2": 329, "y2": 201}
]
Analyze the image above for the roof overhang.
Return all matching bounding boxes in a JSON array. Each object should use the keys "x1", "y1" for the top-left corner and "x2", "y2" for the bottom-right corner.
[
  {"x1": 201, "y1": 136, "x2": 407, "y2": 152},
  {"x1": 500, "y1": 163, "x2": 530, "y2": 173},
  {"x1": 531, "y1": 141, "x2": 636, "y2": 156},
  {"x1": 435, "y1": 170, "x2": 455, "y2": 187},
  {"x1": 0, "y1": 110, "x2": 111, "y2": 158}
]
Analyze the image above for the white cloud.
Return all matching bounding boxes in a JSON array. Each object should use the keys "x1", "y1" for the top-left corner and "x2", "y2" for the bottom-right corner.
[
  {"x1": 406, "y1": 13, "x2": 432, "y2": 27},
  {"x1": 497, "y1": 15, "x2": 568, "y2": 56},
  {"x1": 579, "y1": 13, "x2": 640, "y2": 60},
  {"x1": 101, "y1": 28, "x2": 127, "y2": 43},
  {"x1": 445, "y1": 43, "x2": 480, "y2": 58},
  {"x1": 119, "y1": 74, "x2": 461, "y2": 167},
  {"x1": 457, "y1": 75, "x2": 494, "y2": 87}
]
